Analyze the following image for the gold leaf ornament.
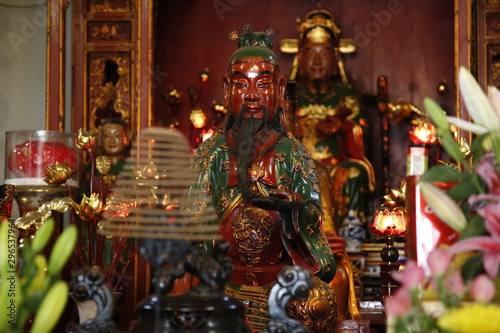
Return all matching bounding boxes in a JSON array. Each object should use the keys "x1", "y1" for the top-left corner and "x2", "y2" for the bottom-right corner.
[
  {"x1": 75, "y1": 193, "x2": 105, "y2": 221},
  {"x1": 381, "y1": 182, "x2": 406, "y2": 211},
  {"x1": 14, "y1": 197, "x2": 76, "y2": 229},
  {"x1": 44, "y1": 162, "x2": 74, "y2": 185},
  {"x1": 76, "y1": 128, "x2": 96, "y2": 151},
  {"x1": 96, "y1": 155, "x2": 112, "y2": 175}
]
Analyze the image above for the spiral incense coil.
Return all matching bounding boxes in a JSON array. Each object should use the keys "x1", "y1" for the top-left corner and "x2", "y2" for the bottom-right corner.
[{"x1": 99, "y1": 127, "x2": 218, "y2": 241}]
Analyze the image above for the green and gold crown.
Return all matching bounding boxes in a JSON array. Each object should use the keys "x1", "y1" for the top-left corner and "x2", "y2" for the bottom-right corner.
[
  {"x1": 298, "y1": 9, "x2": 341, "y2": 45},
  {"x1": 228, "y1": 24, "x2": 279, "y2": 66},
  {"x1": 280, "y1": 8, "x2": 356, "y2": 55}
]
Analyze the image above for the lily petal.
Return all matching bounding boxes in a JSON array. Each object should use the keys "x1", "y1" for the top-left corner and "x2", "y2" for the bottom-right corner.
[
  {"x1": 446, "y1": 116, "x2": 489, "y2": 134},
  {"x1": 419, "y1": 181, "x2": 468, "y2": 231},
  {"x1": 484, "y1": 251, "x2": 500, "y2": 278},
  {"x1": 459, "y1": 67, "x2": 500, "y2": 131},
  {"x1": 488, "y1": 86, "x2": 500, "y2": 121},
  {"x1": 449, "y1": 236, "x2": 500, "y2": 279}
]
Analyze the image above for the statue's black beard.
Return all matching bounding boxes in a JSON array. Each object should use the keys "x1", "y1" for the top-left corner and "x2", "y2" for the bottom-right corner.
[
  {"x1": 232, "y1": 105, "x2": 266, "y2": 203},
  {"x1": 226, "y1": 104, "x2": 285, "y2": 203}
]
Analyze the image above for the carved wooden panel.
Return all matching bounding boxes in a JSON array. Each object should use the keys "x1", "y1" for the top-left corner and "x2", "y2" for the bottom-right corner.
[
  {"x1": 477, "y1": 0, "x2": 500, "y2": 89},
  {"x1": 88, "y1": 52, "x2": 132, "y2": 130},
  {"x1": 87, "y1": 21, "x2": 133, "y2": 43},
  {"x1": 88, "y1": 0, "x2": 131, "y2": 13},
  {"x1": 72, "y1": 0, "x2": 152, "y2": 136},
  {"x1": 486, "y1": 43, "x2": 500, "y2": 87}
]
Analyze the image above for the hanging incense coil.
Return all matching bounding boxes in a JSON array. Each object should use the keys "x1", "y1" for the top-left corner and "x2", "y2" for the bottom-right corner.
[{"x1": 99, "y1": 127, "x2": 218, "y2": 241}]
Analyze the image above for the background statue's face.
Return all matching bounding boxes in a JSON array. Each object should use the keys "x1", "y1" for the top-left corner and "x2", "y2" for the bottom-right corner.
[
  {"x1": 224, "y1": 61, "x2": 285, "y2": 122},
  {"x1": 299, "y1": 41, "x2": 338, "y2": 82},
  {"x1": 101, "y1": 123, "x2": 127, "y2": 156}
]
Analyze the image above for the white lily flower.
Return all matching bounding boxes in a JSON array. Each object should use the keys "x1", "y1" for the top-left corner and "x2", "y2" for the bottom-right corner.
[
  {"x1": 487, "y1": 86, "x2": 500, "y2": 121},
  {"x1": 419, "y1": 181, "x2": 467, "y2": 232},
  {"x1": 446, "y1": 116, "x2": 488, "y2": 134},
  {"x1": 459, "y1": 67, "x2": 500, "y2": 131}
]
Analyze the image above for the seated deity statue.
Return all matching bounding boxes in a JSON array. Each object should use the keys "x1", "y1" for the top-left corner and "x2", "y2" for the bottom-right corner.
[
  {"x1": 291, "y1": 9, "x2": 376, "y2": 230},
  {"x1": 284, "y1": 80, "x2": 361, "y2": 321},
  {"x1": 188, "y1": 25, "x2": 338, "y2": 332},
  {"x1": 81, "y1": 118, "x2": 130, "y2": 197}
]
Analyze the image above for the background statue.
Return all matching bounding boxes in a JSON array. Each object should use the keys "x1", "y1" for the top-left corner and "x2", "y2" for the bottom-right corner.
[
  {"x1": 188, "y1": 24, "x2": 337, "y2": 331},
  {"x1": 291, "y1": 9, "x2": 376, "y2": 230},
  {"x1": 81, "y1": 118, "x2": 131, "y2": 197},
  {"x1": 284, "y1": 80, "x2": 361, "y2": 322}
]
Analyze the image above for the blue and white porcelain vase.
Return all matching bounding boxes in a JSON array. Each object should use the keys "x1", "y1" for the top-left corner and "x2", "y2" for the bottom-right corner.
[{"x1": 339, "y1": 210, "x2": 366, "y2": 253}]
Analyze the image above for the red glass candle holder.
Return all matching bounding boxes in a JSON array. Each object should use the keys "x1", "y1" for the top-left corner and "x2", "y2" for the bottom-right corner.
[{"x1": 5, "y1": 130, "x2": 80, "y2": 187}]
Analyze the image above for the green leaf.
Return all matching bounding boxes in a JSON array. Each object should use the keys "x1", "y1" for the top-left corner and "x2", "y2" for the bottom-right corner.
[
  {"x1": 461, "y1": 253, "x2": 484, "y2": 283},
  {"x1": 420, "y1": 165, "x2": 467, "y2": 183},
  {"x1": 458, "y1": 214, "x2": 486, "y2": 240},
  {"x1": 490, "y1": 131, "x2": 500, "y2": 167},
  {"x1": 446, "y1": 174, "x2": 482, "y2": 200},
  {"x1": 424, "y1": 98, "x2": 467, "y2": 165},
  {"x1": 394, "y1": 318, "x2": 412, "y2": 333},
  {"x1": 471, "y1": 133, "x2": 488, "y2": 160},
  {"x1": 22, "y1": 290, "x2": 46, "y2": 313}
]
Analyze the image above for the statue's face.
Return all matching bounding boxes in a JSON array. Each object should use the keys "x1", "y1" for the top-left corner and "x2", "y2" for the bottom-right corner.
[
  {"x1": 298, "y1": 41, "x2": 338, "y2": 82},
  {"x1": 101, "y1": 123, "x2": 127, "y2": 156},
  {"x1": 224, "y1": 61, "x2": 285, "y2": 122}
]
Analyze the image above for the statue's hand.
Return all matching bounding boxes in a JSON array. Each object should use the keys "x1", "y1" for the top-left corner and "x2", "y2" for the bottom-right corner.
[
  {"x1": 250, "y1": 190, "x2": 303, "y2": 238},
  {"x1": 325, "y1": 231, "x2": 347, "y2": 255},
  {"x1": 250, "y1": 189, "x2": 302, "y2": 212}
]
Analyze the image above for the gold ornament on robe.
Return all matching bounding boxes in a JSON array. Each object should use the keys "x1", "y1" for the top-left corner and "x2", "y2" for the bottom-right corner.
[{"x1": 96, "y1": 155, "x2": 112, "y2": 175}]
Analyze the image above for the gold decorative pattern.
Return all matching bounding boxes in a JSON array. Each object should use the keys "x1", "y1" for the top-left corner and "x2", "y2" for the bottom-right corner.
[
  {"x1": 487, "y1": 43, "x2": 500, "y2": 88},
  {"x1": 275, "y1": 152, "x2": 286, "y2": 163},
  {"x1": 277, "y1": 175, "x2": 291, "y2": 191},
  {"x1": 88, "y1": 21, "x2": 132, "y2": 43},
  {"x1": 292, "y1": 144, "x2": 321, "y2": 194},
  {"x1": 0, "y1": 185, "x2": 14, "y2": 217},
  {"x1": 88, "y1": 0, "x2": 131, "y2": 13},
  {"x1": 232, "y1": 207, "x2": 275, "y2": 267},
  {"x1": 287, "y1": 276, "x2": 337, "y2": 332},
  {"x1": 201, "y1": 183, "x2": 213, "y2": 195},
  {"x1": 217, "y1": 188, "x2": 233, "y2": 214},
  {"x1": 202, "y1": 154, "x2": 216, "y2": 171}
]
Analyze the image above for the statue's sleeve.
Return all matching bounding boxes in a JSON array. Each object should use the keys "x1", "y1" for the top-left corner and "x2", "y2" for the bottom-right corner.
[
  {"x1": 286, "y1": 140, "x2": 337, "y2": 283},
  {"x1": 185, "y1": 138, "x2": 219, "y2": 253}
]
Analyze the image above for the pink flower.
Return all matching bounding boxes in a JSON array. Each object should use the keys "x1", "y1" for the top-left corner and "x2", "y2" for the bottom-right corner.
[
  {"x1": 476, "y1": 153, "x2": 500, "y2": 194},
  {"x1": 385, "y1": 287, "x2": 413, "y2": 317},
  {"x1": 427, "y1": 247, "x2": 452, "y2": 276},
  {"x1": 444, "y1": 269, "x2": 466, "y2": 295},
  {"x1": 392, "y1": 261, "x2": 426, "y2": 288},
  {"x1": 470, "y1": 274, "x2": 496, "y2": 302},
  {"x1": 449, "y1": 197, "x2": 500, "y2": 279}
]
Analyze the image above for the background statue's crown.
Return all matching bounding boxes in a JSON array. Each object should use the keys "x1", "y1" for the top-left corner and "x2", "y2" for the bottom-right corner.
[
  {"x1": 228, "y1": 24, "x2": 279, "y2": 66},
  {"x1": 297, "y1": 9, "x2": 341, "y2": 44}
]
